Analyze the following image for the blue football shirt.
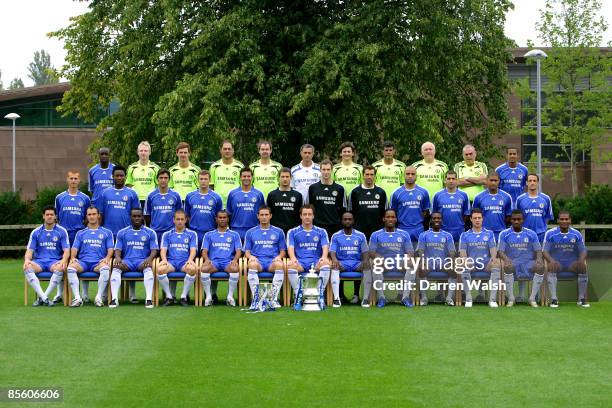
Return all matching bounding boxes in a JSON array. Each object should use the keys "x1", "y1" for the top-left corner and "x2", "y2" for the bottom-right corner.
[
  {"x1": 243, "y1": 225, "x2": 287, "y2": 259},
  {"x1": 416, "y1": 229, "x2": 456, "y2": 260},
  {"x1": 472, "y1": 190, "x2": 513, "y2": 234},
  {"x1": 100, "y1": 187, "x2": 141, "y2": 236},
  {"x1": 287, "y1": 225, "x2": 329, "y2": 261},
  {"x1": 459, "y1": 228, "x2": 496, "y2": 266},
  {"x1": 516, "y1": 193, "x2": 553, "y2": 237},
  {"x1": 184, "y1": 190, "x2": 223, "y2": 233},
  {"x1": 497, "y1": 227, "x2": 541, "y2": 264},
  {"x1": 144, "y1": 189, "x2": 183, "y2": 233},
  {"x1": 390, "y1": 185, "x2": 431, "y2": 239},
  {"x1": 161, "y1": 228, "x2": 198, "y2": 264},
  {"x1": 330, "y1": 229, "x2": 369, "y2": 263},
  {"x1": 495, "y1": 162, "x2": 528, "y2": 203},
  {"x1": 55, "y1": 191, "x2": 91, "y2": 234},
  {"x1": 202, "y1": 229, "x2": 242, "y2": 263},
  {"x1": 543, "y1": 227, "x2": 586, "y2": 265},
  {"x1": 369, "y1": 228, "x2": 414, "y2": 259},
  {"x1": 73, "y1": 227, "x2": 114, "y2": 263},
  {"x1": 226, "y1": 187, "x2": 265, "y2": 229},
  {"x1": 115, "y1": 226, "x2": 158, "y2": 261},
  {"x1": 27, "y1": 224, "x2": 70, "y2": 261},
  {"x1": 88, "y1": 163, "x2": 115, "y2": 208},
  {"x1": 432, "y1": 188, "x2": 471, "y2": 235}
]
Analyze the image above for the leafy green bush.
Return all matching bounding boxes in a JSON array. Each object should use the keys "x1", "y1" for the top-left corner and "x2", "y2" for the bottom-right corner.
[
  {"x1": 0, "y1": 191, "x2": 35, "y2": 256},
  {"x1": 553, "y1": 184, "x2": 612, "y2": 242}
]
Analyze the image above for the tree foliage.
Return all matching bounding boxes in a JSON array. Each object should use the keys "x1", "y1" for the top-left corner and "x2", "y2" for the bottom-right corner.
[
  {"x1": 517, "y1": 0, "x2": 611, "y2": 197},
  {"x1": 8, "y1": 78, "x2": 24, "y2": 90},
  {"x1": 27, "y1": 49, "x2": 59, "y2": 86},
  {"x1": 53, "y1": 0, "x2": 513, "y2": 167}
]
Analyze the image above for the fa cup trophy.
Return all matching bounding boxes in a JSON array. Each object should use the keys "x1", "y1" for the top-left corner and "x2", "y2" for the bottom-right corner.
[{"x1": 294, "y1": 264, "x2": 325, "y2": 311}]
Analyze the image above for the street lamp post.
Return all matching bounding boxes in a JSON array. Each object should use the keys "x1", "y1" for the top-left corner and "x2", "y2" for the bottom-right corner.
[
  {"x1": 4, "y1": 113, "x2": 21, "y2": 192},
  {"x1": 524, "y1": 49, "x2": 548, "y2": 191}
]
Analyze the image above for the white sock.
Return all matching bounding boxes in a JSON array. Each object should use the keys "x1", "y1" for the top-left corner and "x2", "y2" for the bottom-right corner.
[
  {"x1": 110, "y1": 268, "x2": 122, "y2": 301},
  {"x1": 447, "y1": 277, "x2": 457, "y2": 300},
  {"x1": 362, "y1": 269, "x2": 373, "y2": 301},
  {"x1": 318, "y1": 267, "x2": 330, "y2": 299},
  {"x1": 143, "y1": 267, "x2": 154, "y2": 301},
  {"x1": 402, "y1": 269, "x2": 415, "y2": 300},
  {"x1": 288, "y1": 269, "x2": 299, "y2": 295},
  {"x1": 24, "y1": 268, "x2": 47, "y2": 300},
  {"x1": 247, "y1": 269, "x2": 259, "y2": 295},
  {"x1": 81, "y1": 280, "x2": 90, "y2": 299},
  {"x1": 200, "y1": 273, "x2": 211, "y2": 300},
  {"x1": 489, "y1": 268, "x2": 501, "y2": 302},
  {"x1": 181, "y1": 274, "x2": 196, "y2": 299},
  {"x1": 504, "y1": 273, "x2": 515, "y2": 301},
  {"x1": 228, "y1": 273, "x2": 239, "y2": 298},
  {"x1": 56, "y1": 279, "x2": 64, "y2": 298},
  {"x1": 129, "y1": 281, "x2": 136, "y2": 299},
  {"x1": 461, "y1": 273, "x2": 472, "y2": 302},
  {"x1": 96, "y1": 266, "x2": 110, "y2": 300},
  {"x1": 273, "y1": 270, "x2": 284, "y2": 300},
  {"x1": 530, "y1": 273, "x2": 544, "y2": 302},
  {"x1": 331, "y1": 269, "x2": 340, "y2": 300},
  {"x1": 67, "y1": 267, "x2": 81, "y2": 301},
  {"x1": 578, "y1": 274, "x2": 588, "y2": 300},
  {"x1": 158, "y1": 274, "x2": 172, "y2": 298},
  {"x1": 44, "y1": 271, "x2": 63, "y2": 298}
]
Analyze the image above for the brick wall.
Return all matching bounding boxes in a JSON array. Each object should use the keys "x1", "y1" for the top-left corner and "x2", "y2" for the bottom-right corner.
[{"x1": 0, "y1": 127, "x2": 98, "y2": 199}]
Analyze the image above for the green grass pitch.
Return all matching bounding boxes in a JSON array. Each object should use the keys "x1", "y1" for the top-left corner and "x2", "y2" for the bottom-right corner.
[{"x1": 1, "y1": 259, "x2": 611, "y2": 407}]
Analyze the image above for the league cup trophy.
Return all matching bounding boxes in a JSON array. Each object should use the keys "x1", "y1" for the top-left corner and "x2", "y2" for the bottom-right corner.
[
  {"x1": 249, "y1": 282, "x2": 280, "y2": 312},
  {"x1": 296, "y1": 264, "x2": 325, "y2": 311}
]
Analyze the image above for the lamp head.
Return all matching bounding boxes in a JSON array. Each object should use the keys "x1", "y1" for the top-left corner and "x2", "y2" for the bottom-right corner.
[{"x1": 4, "y1": 113, "x2": 20, "y2": 121}]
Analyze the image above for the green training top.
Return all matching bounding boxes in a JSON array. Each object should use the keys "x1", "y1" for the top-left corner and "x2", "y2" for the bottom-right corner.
[
  {"x1": 453, "y1": 160, "x2": 488, "y2": 202},
  {"x1": 209, "y1": 158, "x2": 244, "y2": 208},
  {"x1": 169, "y1": 162, "x2": 201, "y2": 200},
  {"x1": 250, "y1": 159, "x2": 283, "y2": 200},
  {"x1": 372, "y1": 158, "x2": 406, "y2": 201},
  {"x1": 411, "y1": 159, "x2": 448, "y2": 199},
  {"x1": 332, "y1": 162, "x2": 363, "y2": 198},
  {"x1": 126, "y1": 161, "x2": 161, "y2": 200}
]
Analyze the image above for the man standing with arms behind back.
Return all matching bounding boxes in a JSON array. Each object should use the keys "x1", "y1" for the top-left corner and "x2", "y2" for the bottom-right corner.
[
  {"x1": 372, "y1": 141, "x2": 406, "y2": 202},
  {"x1": 291, "y1": 144, "x2": 321, "y2": 203},
  {"x1": 55, "y1": 170, "x2": 91, "y2": 303},
  {"x1": 88, "y1": 147, "x2": 115, "y2": 210},
  {"x1": 454, "y1": 144, "x2": 488, "y2": 203},
  {"x1": 210, "y1": 140, "x2": 244, "y2": 208},
  {"x1": 495, "y1": 147, "x2": 529, "y2": 204},
  {"x1": 412, "y1": 141, "x2": 448, "y2": 200},
  {"x1": 250, "y1": 140, "x2": 283, "y2": 200},
  {"x1": 169, "y1": 142, "x2": 201, "y2": 202},
  {"x1": 126, "y1": 141, "x2": 160, "y2": 208}
]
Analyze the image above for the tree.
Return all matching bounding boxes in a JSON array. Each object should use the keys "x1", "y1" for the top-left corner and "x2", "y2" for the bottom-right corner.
[
  {"x1": 518, "y1": 0, "x2": 611, "y2": 197},
  {"x1": 8, "y1": 78, "x2": 24, "y2": 90},
  {"x1": 52, "y1": 0, "x2": 513, "y2": 167},
  {"x1": 0, "y1": 69, "x2": 3, "y2": 90},
  {"x1": 27, "y1": 49, "x2": 59, "y2": 86}
]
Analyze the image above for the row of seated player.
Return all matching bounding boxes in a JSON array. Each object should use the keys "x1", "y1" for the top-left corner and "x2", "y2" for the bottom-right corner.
[
  {"x1": 25, "y1": 254, "x2": 590, "y2": 310},
  {"x1": 23, "y1": 205, "x2": 590, "y2": 309}
]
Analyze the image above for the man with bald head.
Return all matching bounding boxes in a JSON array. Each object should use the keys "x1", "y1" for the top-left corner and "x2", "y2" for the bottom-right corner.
[
  {"x1": 454, "y1": 144, "x2": 488, "y2": 203},
  {"x1": 411, "y1": 142, "x2": 448, "y2": 200},
  {"x1": 390, "y1": 166, "x2": 431, "y2": 243}
]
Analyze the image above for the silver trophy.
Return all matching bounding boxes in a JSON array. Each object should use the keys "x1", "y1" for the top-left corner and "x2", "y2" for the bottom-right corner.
[
  {"x1": 250, "y1": 282, "x2": 279, "y2": 312},
  {"x1": 300, "y1": 264, "x2": 325, "y2": 311}
]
